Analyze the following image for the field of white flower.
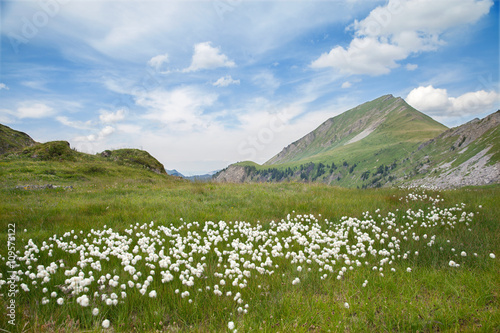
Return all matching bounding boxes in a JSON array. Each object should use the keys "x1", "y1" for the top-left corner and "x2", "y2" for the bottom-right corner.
[{"x1": 1, "y1": 185, "x2": 498, "y2": 332}]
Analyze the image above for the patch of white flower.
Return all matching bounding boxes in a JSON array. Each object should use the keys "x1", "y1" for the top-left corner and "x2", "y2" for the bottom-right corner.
[{"x1": 0, "y1": 191, "x2": 491, "y2": 329}]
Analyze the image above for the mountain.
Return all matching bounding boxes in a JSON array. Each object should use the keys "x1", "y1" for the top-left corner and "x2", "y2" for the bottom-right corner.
[
  {"x1": 214, "y1": 95, "x2": 499, "y2": 189},
  {"x1": 166, "y1": 169, "x2": 185, "y2": 177},
  {"x1": 403, "y1": 110, "x2": 499, "y2": 188},
  {"x1": 265, "y1": 94, "x2": 446, "y2": 165},
  {"x1": 186, "y1": 170, "x2": 221, "y2": 182},
  {"x1": 0, "y1": 123, "x2": 37, "y2": 155}
]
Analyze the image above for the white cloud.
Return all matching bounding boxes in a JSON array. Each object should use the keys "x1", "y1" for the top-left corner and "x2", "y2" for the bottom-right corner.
[
  {"x1": 99, "y1": 125, "x2": 115, "y2": 137},
  {"x1": 184, "y1": 42, "x2": 235, "y2": 72},
  {"x1": 99, "y1": 109, "x2": 126, "y2": 123},
  {"x1": 341, "y1": 81, "x2": 352, "y2": 89},
  {"x1": 17, "y1": 103, "x2": 55, "y2": 119},
  {"x1": 311, "y1": 37, "x2": 408, "y2": 75},
  {"x1": 353, "y1": 0, "x2": 492, "y2": 39},
  {"x1": 0, "y1": 83, "x2": 9, "y2": 90},
  {"x1": 406, "y1": 85, "x2": 499, "y2": 116},
  {"x1": 213, "y1": 75, "x2": 240, "y2": 87},
  {"x1": 137, "y1": 86, "x2": 218, "y2": 131},
  {"x1": 406, "y1": 63, "x2": 418, "y2": 71},
  {"x1": 311, "y1": 0, "x2": 493, "y2": 76},
  {"x1": 148, "y1": 53, "x2": 169, "y2": 70},
  {"x1": 56, "y1": 116, "x2": 93, "y2": 130},
  {"x1": 74, "y1": 126, "x2": 115, "y2": 143}
]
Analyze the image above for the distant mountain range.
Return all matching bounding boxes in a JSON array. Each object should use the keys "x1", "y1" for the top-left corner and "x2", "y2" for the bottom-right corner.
[
  {"x1": 166, "y1": 169, "x2": 221, "y2": 182},
  {"x1": 166, "y1": 169, "x2": 185, "y2": 178},
  {"x1": 214, "y1": 95, "x2": 499, "y2": 189}
]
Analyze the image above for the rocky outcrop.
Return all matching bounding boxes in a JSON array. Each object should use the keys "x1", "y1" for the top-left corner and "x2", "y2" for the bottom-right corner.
[
  {"x1": 409, "y1": 147, "x2": 499, "y2": 189},
  {"x1": 213, "y1": 165, "x2": 250, "y2": 183},
  {"x1": 407, "y1": 111, "x2": 500, "y2": 189}
]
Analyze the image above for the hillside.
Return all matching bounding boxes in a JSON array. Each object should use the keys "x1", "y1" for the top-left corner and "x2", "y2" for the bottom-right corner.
[
  {"x1": 0, "y1": 123, "x2": 37, "y2": 155},
  {"x1": 265, "y1": 95, "x2": 446, "y2": 165},
  {"x1": 0, "y1": 126, "x2": 175, "y2": 187},
  {"x1": 402, "y1": 110, "x2": 500, "y2": 188},
  {"x1": 214, "y1": 96, "x2": 499, "y2": 189}
]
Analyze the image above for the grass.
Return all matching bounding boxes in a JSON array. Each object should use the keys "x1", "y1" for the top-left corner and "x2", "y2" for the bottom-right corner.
[{"x1": 0, "y1": 169, "x2": 499, "y2": 332}]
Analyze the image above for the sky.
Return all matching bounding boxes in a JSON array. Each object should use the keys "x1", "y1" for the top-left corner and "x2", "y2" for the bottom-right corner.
[{"x1": 0, "y1": 0, "x2": 499, "y2": 176}]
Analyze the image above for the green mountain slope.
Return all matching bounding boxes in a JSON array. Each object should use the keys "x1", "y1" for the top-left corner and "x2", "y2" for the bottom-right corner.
[
  {"x1": 265, "y1": 94, "x2": 447, "y2": 166},
  {"x1": 0, "y1": 123, "x2": 37, "y2": 155},
  {"x1": 215, "y1": 95, "x2": 453, "y2": 188},
  {"x1": 215, "y1": 96, "x2": 499, "y2": 188}
]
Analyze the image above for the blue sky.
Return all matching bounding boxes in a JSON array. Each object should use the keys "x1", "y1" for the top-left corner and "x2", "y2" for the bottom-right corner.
[{"x1": 1, "y1": 0, "x2": 498, "y2": 175}]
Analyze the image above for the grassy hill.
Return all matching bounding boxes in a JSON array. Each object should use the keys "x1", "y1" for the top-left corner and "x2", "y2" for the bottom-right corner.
[
  {"x1": 0, "y1": 123, "x2": 37, "y2": 155},
  {"x1": 0, "y1": 131, "x2": 175, "y2": 188}
]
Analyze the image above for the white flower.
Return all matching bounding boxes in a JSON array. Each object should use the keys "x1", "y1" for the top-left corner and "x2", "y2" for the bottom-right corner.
[
  {"x1": 344, "y1": 302, "x2": 349, "y2": 309},
  {"x1": 461, "y1": 251, "x2": 466, "y2": 257},
  {"x1": 102, "y1": 319, "x2": 110, "y2": 329},
  {"x1": 449, "y1": 260, "x2": 457, "y2": 267},
  {"x1": 228, "y1": 321, "x2": 235, "y2": 330},
  {"x1": 92, "y1": 308, "x2": 99, "y2": 316},
  {"x1": 57, "y1": 298, "x2": 64, "y2": 305},
  {"x1": 149, "y1": 290, "x2": 157, "y2": 298},
  {"x1": 490, "y1": 253, "x2": 496, "y2": 259}
]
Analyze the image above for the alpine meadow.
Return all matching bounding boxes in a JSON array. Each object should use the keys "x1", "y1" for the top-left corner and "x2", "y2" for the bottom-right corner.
[{"x1": 1, "y1": 0, "x2": 499, "y2": 332}]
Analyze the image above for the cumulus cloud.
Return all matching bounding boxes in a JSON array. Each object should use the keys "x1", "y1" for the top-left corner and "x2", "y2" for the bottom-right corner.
[
  {"x1": 312, "y1": 37, "x2": 408, "y2": 76},
  {"x1": 311, "y1": 0, "x2": 493, "y2": 76},
  {"x1": 213, "y1": 75, "x2": 240, "y2": 87},
  {"x1": 406, "y1": 85, "x2": 499, "y2": 116},
  {"x1": 138, "y1": 86, "x2": 218, "y2": 131},
  {"x1": 99, "y1": 109, "x2": 126, "y2": 123},
  {"x1": 0, "y1": 83, "x2": 9, "y2": 90},
  {"x1": 148, "y1": 53, "x2": 169, "y2": 70},
  {"x1": 74, "y1": 126, "x2": 115, "y2": 142},
  {"x1": 353, "y1": 0, "x2": 492, "y2": 40},
  {"x1": 184, "y1": 42, "x2": 235, "y2": 72}
]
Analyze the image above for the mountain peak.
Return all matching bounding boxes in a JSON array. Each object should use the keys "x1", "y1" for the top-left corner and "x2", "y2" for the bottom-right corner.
[{"x1": 265, "y1": 94, "x2": 445, "y2": 166}]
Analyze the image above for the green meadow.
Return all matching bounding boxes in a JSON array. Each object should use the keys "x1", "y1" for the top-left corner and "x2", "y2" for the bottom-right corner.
[{"x1": 0, "y1": 159, "x2": 499, "y2": 332}]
